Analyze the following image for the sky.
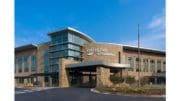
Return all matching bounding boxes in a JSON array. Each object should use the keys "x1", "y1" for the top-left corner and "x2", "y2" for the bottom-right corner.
[{"x1": 15, "y1": 0, "x2": 165, "y2": 50}]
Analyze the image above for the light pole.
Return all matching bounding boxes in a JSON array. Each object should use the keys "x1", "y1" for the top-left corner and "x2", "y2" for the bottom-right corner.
[{"x1": 138, "y1": 24, "x2": 141, "y2": 87}]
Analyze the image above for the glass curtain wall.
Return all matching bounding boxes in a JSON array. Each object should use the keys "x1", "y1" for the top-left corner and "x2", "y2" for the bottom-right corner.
[
  {"x1": 24, "y1": 56, "x2": 29, "y2": 72},
  {"x1": 49, "y1": 32, "x2": 89, "y2": 72},
  {"x1": 18, "y1": 57, "x2": 22, "y2": 73},
  {"x1": 31, "y1": 55, "x2": 37, "y2": 72}
]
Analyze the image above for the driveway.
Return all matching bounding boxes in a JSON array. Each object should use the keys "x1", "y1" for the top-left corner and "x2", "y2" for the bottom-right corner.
[{"x1": 15, "y1": 87, "x2": 165, "y2": 101}]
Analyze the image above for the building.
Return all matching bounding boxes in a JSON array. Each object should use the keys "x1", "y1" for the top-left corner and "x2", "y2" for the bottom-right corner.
[{"x1": 15, "y1": 27, "x2": 166, "y2": 88}]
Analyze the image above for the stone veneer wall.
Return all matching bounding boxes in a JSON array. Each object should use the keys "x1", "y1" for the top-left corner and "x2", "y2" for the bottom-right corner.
[
  {"x1": 96, "y1": 67, "x2": 112, "y2": 87},
  {"x1": 59, "y1": 58, "x2": 78, "y2": 88},
  {"x1": 82, "y1": 43, "x2": 123, "y2": 63},
  {"x1": 123, "y1": 50, "x2": 165, "y2": 80}
]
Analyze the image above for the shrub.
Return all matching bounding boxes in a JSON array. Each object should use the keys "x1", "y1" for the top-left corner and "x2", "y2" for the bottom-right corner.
[
  {"x1": 110, "y1": 75, "x2": 124, "y2": 84},
  {"x1": 140, "y1": 77, "x2": 149, "y2": 86},
  {"x1": 125, "y1": 76, "x2": 135, "y2": 84}
]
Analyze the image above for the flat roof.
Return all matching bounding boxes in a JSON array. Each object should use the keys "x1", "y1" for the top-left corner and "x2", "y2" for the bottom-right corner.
[
  {"x1": 48, "y1": 27, "x2": 95, "y2": 43},
  {"x1": 97, "y1": 42, "x2": 165, "y2": 55},
  {"x1": 123, "y1": 45, "x2": 165, "y2": 55},
  {"x1": 15, "y1": 44, "x2": 37, "y2": 52},
  {"x1": 66, "y1": 60, "x2": 130, "y2": 69}
]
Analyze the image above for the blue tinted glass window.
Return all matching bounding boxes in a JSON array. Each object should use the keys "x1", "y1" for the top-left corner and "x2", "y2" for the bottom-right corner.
[
  {"x1": 31, "y1": 55, "x2": 37, "y2": 72},
  {"x1": 24, "y1": 56, "x2": 29, "y2": 72},
  {"x1": 18, "y1": 57, "x2": 22, "y2": 73}
]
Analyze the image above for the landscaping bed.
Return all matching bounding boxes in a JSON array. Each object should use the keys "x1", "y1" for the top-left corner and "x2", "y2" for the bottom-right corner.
[{"x1": 95, "y1": 83, "x2": 165, "y2": 96}]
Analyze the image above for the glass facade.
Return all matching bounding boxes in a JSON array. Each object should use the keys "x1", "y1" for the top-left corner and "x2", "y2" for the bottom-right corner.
[
  {"x1": 24, "y1": 56, "x2": 29, "y2": 72},
  {"x1": 17, "y1": 57, "x2": 23, "y2": 73},
  {"x1": 31, "y1": 55, "x2": 37, "y2": 72},
  {"x1": 128, "y1": 57, "x2": 133, "y2": 71},
  {"x1": 49, "y1": 32, "x2": 89, "y2": 73},
  {"x1": 143, "y1": 59, "x2": 148, "y2": 72}
]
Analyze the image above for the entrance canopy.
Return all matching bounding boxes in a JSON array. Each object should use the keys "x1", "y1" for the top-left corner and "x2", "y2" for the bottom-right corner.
[{"x1": 66, "y1": 60, "x2": 130, "y2": 69}]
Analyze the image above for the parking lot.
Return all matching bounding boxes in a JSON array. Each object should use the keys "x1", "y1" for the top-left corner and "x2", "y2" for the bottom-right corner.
[{"x1": 15, "y1": 87, "x2": 165, "y2": 101}]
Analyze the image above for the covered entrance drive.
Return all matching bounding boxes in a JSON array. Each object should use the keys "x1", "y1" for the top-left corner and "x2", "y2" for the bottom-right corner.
[
  {"x1": 59, "y1": 59, "x2": 130, "y2": 88},
  {"x1": 68, "y1": 67, "x2": 96, "y2": 88}
]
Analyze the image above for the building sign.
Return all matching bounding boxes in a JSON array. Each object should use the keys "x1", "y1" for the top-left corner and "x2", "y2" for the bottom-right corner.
[{"x1": 86, "y1": 48, "x2": 115, "y2": 56}]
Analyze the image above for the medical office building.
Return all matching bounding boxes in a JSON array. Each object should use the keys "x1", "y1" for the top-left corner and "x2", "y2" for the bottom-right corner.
[{"x1": 15, "y1": 27, "x2": 166, "y2": 88}]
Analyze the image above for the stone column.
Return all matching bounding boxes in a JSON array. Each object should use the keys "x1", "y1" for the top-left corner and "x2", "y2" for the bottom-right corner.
[
  {"x1": 59, "y1": 59, "x2": 69, "y2": 88},
  {"x1": 37, "y1": 76, "x2": 44, "y2": 87},
  {"x1": 49, "y1": 76, "x2": 52, "y2": 87},
  {"x1": 96, "y1": 67, "x2": 112, "y2": 87},
  {"x1": 121, "y1": 69, "x2": 128, "y2": 78},
  {"x1": 155, "y1": 59, "x2": 157, "y2": 73},
  {"x1": 59, "y1": 58, "x2": 77, "y2": 88}
]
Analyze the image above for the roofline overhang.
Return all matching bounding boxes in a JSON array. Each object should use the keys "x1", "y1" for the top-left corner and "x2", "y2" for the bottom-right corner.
[
  {"x1": 48, "y1": 27, "x2": 95, "y2": 43},
  {"x1": 15, "y1": 44, "x2": 37, "y2": 52},
  {"x1": 66, "y1": 60, "x2": 130, "y2": 69},
  {"x1": 123, "y1": 45, "x2": 165, "y2": 55}
]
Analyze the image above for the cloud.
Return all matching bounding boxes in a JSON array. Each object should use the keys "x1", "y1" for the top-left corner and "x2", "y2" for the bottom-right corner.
[
  {"x1": 122, "y1": 10, "x2": 165, "y2": 50},
  {"x1": 148, "y1": 7, "x2": 165, "y2": 29},
  {"x1": 148, "y1": 15, "x2": 165, "y2": 30}
]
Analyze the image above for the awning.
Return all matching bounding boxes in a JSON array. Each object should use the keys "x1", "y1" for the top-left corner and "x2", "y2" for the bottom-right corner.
[{"x1": 66, "y1": 60, "x2": 130, "y2": 69}]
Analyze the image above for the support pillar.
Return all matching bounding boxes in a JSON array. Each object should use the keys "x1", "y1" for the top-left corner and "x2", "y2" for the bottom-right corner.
[
  {"x1": 155, "y1": 59, "x2": 157, "y2": 73},
  {"x1": 96, "y1": 67, "x2": 112, "y2": 87},
  {"x1": 59, "y1": 58, "x2": 77, "y2": 88}
]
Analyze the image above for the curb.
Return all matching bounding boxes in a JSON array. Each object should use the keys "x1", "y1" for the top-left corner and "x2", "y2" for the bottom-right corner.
[{"x1": 90, "y1": 88, "x2": 166, "y2": 98}]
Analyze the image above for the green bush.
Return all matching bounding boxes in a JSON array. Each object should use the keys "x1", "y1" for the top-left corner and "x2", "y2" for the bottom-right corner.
[
  {"x1": 125, "y1": 76, "x2": 135, "y2": 84},
  {"x1": 140, "y1": 77, "x2": 149, "y2": 86},
  {"x1": 110, "y1": 75, "x2": 124, "y2": 84}
]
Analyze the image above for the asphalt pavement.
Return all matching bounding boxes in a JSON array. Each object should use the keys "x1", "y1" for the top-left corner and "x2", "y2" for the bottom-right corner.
[{"x1": 15, "y1": 87, "x2": 165, "y2": 101}]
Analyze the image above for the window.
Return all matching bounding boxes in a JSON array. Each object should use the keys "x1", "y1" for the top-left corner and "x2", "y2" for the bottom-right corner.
[
  {"x1": 15, "y1": 57, "x2": 18, "y2": 73},
  {"x1": 163, "y1": 61, "x2": 166, "y2": 72},
  {"x1": 18, "y1": 78, "x2": 24, "y2": 84},
  {"x1": 18, "y1": 57, "x2": 23, "y2": 73},
  {"x1": 68, "y1": 44, "x2": 80, "y2": 51},
  {"x1": 136, "y1": 58, "x2": 141, "y2": 72},
  {"x1": 143, "y1": 59, "x2": 148, "y2": 72},
  {"x1": 128, "y1": 57, "x2": 134, "y2": 71},
  {"x1": 68, "y1": 50, "x2": 81, "y2": 57},
  {"x1": 24, "y1": 56, "x2": 29, "y2": 72},
  {"x1": 150, "y1": 60, "x2": 155, "y2": 72},
  {"x1": 157, "y1": 60, "x2": 161, "y2": 73},
  {"x1": 31, "y1": 55, "x2": 37, "y2": 72},
  {"x1": 50, "y1": 64, "x2": 59, "y2": 72}
]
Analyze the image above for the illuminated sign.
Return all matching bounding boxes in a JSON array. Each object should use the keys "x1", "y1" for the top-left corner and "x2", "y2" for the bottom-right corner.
[{"x1": 86, "y1": 48, "x2": 115, "y2": 56}]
